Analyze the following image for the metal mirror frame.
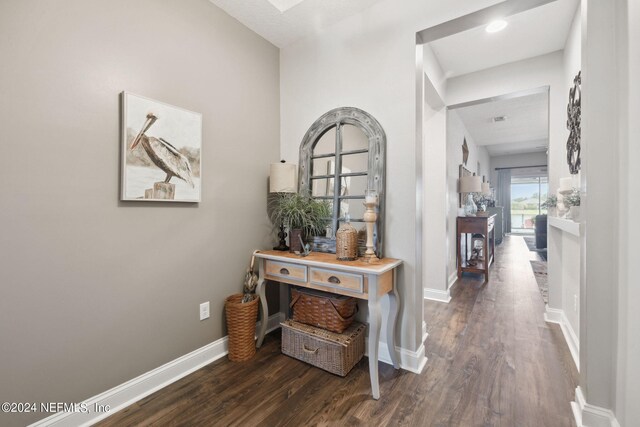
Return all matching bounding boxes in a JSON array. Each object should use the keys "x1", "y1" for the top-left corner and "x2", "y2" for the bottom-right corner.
[{"x1": 299, "y1": 107, "x2": 386, "y2": 258}]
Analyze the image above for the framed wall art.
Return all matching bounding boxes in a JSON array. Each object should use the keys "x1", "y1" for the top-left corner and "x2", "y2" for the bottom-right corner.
[{"x1": 121, "y1": 92, "x2": 202, "y2": 202}]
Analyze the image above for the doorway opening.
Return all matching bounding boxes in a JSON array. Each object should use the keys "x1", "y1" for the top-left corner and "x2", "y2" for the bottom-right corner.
[{"x1": 416, "y1": 0, "x2": 578, "y2": 296}]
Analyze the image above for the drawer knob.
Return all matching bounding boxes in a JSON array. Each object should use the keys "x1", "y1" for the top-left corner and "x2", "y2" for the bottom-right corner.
[
  {"x1": 328, "y1": 276, "x2": 341, "y2": 284},
  {"x1": 280, "y1": 268, "x2": 290, "y2": 275}
]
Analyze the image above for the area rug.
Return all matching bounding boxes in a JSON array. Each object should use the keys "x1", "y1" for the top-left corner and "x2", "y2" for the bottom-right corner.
[
  {"x1": 524, "y1": 236, "x2": 547, "y2": 261},
  {"x1": 530, "y1": 260, "x2": 548, "y2": 304}
]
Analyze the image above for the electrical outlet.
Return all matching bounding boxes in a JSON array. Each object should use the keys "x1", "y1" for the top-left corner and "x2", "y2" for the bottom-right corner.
[
  {"x1": 199, "y1": 301, "x2": 210, "y2": 320},
  {"x1": 574, "y1": 295, "x2": 578, "y2": 313}
]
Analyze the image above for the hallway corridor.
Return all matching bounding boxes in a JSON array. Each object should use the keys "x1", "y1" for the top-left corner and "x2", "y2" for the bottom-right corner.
[{"x1": 421, "y1": 234, "x2": 577, "y2": 425}]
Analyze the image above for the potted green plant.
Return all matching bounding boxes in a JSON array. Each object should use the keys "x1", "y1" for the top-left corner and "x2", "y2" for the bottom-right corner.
[
  {"x1": 268, "y1": 192, "x2": 331, "y2": 253},
  {"x1": 473, "y1": 194, "x2": 493, "y2": 213},
  {"x1": 563, "y1": 188, "x2": 581, "y2": 221},
  {"x1": 542, "y1": 195, "x2": 558, "y2": 217}
]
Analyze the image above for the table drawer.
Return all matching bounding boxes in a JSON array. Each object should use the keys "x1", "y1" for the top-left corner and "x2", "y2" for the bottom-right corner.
[
  {"x1": 309, "y1": 268, "x2": 364, "y2": 294},
  {"x1": 265, "y1": 260, "x2": 307, "y2": 282}
]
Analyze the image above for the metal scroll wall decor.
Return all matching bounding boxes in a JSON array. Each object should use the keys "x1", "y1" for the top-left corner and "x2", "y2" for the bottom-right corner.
[{"x1": 566, "y1": 71, "x2": 581, "y2": 175}]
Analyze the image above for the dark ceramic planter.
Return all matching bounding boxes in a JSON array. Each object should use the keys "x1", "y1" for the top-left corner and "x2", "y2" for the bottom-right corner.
[{"x1": 289, "y1": 229, "x2": 304, "y2": 253}]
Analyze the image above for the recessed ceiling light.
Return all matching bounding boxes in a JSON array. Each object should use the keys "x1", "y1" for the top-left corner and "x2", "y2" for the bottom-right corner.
[
  {"x1": 486, "y1": 20, "x2": 508, "y2": 33},
  {"x1": 492, "y1": 115, "x2": 507, "y2": 122}
]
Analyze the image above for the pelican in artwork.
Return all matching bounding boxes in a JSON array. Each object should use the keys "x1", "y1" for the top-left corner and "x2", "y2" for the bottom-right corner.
[{"x1": 129, "y1": 113, "x2": 195, "y2": 187}]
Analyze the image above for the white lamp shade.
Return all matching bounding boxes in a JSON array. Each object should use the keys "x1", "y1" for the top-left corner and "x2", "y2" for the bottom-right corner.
[
  {"x1": 481, "y1": 182, "x2": 491, "y2": 195},
  {"x1": 459, "y1": 175, "x2": 482, "y2": 193},
  {"x1": 269, "y1": 162, "x2": 297, "y2": 193},
  {"x1": 559, "y1": 177, "x2": 572, "y2": 191}
]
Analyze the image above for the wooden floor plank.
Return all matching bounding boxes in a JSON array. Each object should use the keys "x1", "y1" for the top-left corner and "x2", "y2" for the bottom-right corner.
[{"x1": 97, "y1": 235, "x2": 577, "y2": 427}]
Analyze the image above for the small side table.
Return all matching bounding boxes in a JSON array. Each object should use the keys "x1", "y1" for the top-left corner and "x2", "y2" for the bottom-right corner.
[
  {"x1": 456, "y1": 214, "x2": 496, "y2": 282},
  {"x1": 253, "y1": 250, "x2": 402, "y2": 400}
]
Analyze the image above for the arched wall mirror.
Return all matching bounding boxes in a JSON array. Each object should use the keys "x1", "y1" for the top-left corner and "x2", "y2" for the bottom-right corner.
[{"x1": 299, "y1": 107, "x2": 386, "y2": 257}]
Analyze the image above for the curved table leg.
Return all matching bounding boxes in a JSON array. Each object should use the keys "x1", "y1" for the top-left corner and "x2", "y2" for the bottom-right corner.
[
  {"x1": 256, "y1": 278, "x2": 268, "y2": 348},
  {"x1": 368, "y1": 293, "x2": 382, "y2": 400},
  {"x1": 386, "y1": 283, "x2": 400, "y2": 369}
]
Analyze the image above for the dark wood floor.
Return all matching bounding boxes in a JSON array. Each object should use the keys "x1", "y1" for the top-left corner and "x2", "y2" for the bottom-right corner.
[{"x1": 98, "y1": 235, "x2": 577, "y2": 426}]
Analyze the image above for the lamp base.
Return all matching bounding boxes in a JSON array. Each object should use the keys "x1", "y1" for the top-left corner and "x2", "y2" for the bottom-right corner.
[{"x1": 273, "y1": 223, "x2": 289, "y2": 251}]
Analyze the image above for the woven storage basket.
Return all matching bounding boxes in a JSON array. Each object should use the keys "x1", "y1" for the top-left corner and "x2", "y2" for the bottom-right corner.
[
  {"x1": 291, "y1": 287, "x2": 357, "y2": 333},
  {"x1": 225, "y1": 293, "x2": 259, "y2": 362},
  {"x1": 281, "y1": 320, "x2": 365, "y2": 376},
  {"x1": 336, "y1": 221, "x2": 358, "y2": 261}
]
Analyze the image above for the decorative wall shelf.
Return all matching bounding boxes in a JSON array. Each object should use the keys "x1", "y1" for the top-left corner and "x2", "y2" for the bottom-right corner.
[{"x1": 549, "y1": 216, "x2": 581, "y2": 237}]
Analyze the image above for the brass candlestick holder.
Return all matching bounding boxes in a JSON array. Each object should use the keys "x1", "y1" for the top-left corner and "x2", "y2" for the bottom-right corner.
[{"x1": 363, "y1": 190, "x2": 379, "y2": 263}]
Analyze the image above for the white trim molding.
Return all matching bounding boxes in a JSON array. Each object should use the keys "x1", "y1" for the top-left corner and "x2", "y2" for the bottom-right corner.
[
  {"x1": 422, "y1": 320, "x2": 428, "y2": 345},
  {"x1": 423, "y1": 273, "x2": 458, "y2": 303},
  {"x1": 365, "y1": 322, "x2": 429, "y2": 375},
  {"x1": 29, "y1": 313, "x2": 285, "y2": 427},
  {"x1": 365, "y1": 338, "x2": 428, "y2": 375},
  {"x1": 571, "y1": 386, "x2": 620, "y2": 427},
  {"x1": 423, "y1": 287, "x2": 451, "y2": 303},
  {"x1": 544, "y1": 306, "x2": 580, "y2": 371},
  {"x1": 448, "y1": 271, "x2": 458, "y2": 290},
  {"x1": 30, "y1": 338, "x2": 230, "y2": 427}
]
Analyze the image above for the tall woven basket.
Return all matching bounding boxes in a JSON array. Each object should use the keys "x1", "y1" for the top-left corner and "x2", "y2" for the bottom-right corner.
[
  {"x1": 225, "y1": 294, "x2": 259, "y2": 362},
  {"x1": 336, "y1": 221, "x2": 358, "y2": 261}
]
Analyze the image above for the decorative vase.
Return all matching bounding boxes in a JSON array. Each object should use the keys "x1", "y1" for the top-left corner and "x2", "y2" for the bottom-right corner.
[
  {"x1": 570, "y1": 206, "x2": 581, "y2": 222},
  {"x1": 464, "y1": 194, "x2": 478, "y2": 216},
  {"x1": 289, "y1": 229, "x2": 304, "y2": 253}
]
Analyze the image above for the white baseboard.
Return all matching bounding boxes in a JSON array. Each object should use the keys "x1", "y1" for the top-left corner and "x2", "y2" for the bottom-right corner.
[
  {"x1": 364, "y1": 322, "x2": 429, "y2": 374},
  {"x1": 256, "y1": 311, "x2": 287, "y2": 337},
  {"x1": 571, "y1": 385, "x2": 585, "y2": 426},
  {"x1": 365, "y1": 337, "x2": 428, "y2": 374},
  {"x1": 544, "y1": 306, "x2": 580, "y2": 371},
  {"x1": 571, "y1": 386, "x2": 620, "y2": 427},
  {"x1": 448, "y1": 272, "x2": 458, "y2": 290},
  {"x1": 422, "y1": 320, "x2": 427, "y2": 345},
  {"x1": 29, "y1": 313, "x2": 285, "y2": 427},
  {"x1": 423, "y1": 287, "x2": 451, "y2": 303},
  {"x1": 423, "y1": 273, "x2": 458, "y2": 303}
]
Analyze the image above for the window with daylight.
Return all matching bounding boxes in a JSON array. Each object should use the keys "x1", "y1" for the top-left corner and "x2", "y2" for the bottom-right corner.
[{"x1": 510, "y1": 175, "x2": 548, "y2": 232}]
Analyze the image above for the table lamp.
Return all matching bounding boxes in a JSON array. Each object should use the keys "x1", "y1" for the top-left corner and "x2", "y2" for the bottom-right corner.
[
  {"x1": 459, "y1": 175, "x2": 482, "y2": 216},
  {"x1": 269, "y1": 160, "x2": 297, "y2": 250}
]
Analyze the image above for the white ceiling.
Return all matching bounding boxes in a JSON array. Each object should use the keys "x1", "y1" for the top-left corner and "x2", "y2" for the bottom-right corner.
[
  {"x1": 454, "y1": 91, "x2": 549, "y2": 156},
  {"x1": 211, "y1": 0, "x2": 571, "y2": 157},
  {"x1": 429, "y1": 0, "x2": 579, "y2": 78},
  {"x1": 209, "y1": 0, "x2": 386, "y2": 47}
]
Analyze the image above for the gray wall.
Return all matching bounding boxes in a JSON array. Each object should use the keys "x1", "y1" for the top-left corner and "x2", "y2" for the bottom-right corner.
[
  {"x1": 489, "y1": 152, "x2": 549, "y2": 189},
  {"x1": 0, "y1": 1, "x2": 279, "y2": 425}
]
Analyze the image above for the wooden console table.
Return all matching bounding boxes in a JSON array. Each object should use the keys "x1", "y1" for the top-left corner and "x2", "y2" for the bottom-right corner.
[
  {"x1": 456, "y1": 214, "x2": 496, "y2": 282},
  {"x1": 254, "y1": 250, "x2": 402, "y2": 400}
]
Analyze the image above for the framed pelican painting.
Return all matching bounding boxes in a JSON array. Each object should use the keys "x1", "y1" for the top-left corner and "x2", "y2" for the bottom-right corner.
[{"x1": 121, "y1": 92, "x2": 202, "y2": 202}]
